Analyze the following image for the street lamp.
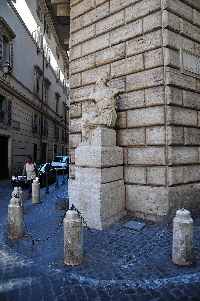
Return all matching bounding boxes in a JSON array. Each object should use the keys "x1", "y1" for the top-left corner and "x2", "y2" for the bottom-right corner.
[{"x1": 0, "y1": 63, "x2": 12, "y2": 78}]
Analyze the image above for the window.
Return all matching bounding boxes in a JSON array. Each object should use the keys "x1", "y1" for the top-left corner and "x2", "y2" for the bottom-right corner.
[
  {"x1": 54, "y1": 126, "x2": 59, "y2": 141},
  {"x1": 44, "y1": 77, "x2": 51, "y2": 103},
  {"x1": 32, "y1": 113, "x2": 41, "y2": 134},
  {"x1": 0, "y1": 96, "x2": 12, "y2": 125},
  {"x1": 42, "y1": 119, "x2": 48, "y2": 137},
  {"x1": 34, "y1": 65, "x2": 43, "y2": 97},
  {"x1": 0, "y1": 17, "x2": 15, "y2": 69},
  {"x1": 55, "y1": 92, "x2": 60, "y2": 113},
  {"x1": 32, "y1": 25, "x2": 42, "y2": 49}
]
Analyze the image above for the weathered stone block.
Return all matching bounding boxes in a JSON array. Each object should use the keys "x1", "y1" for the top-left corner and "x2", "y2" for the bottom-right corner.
[
  {"x1": 184, "y1": 128, "x2": 200, "y2": 145},
  {"x1": 185, "y1": 165, "x2": 200, "y2": 183},
  {"x1": 167, "y1": 106, "x2": 197, "y2": 126},
  {"x1": 116, "y1": 90, "x2": 145, "y2": 110},
  {"x1": 124, "y1": 166, "x2": 146, "y2": 184},
  {"x1": 69, "y1": 45, "x2": 82, "y2": 61},
  {"x1": 71, "y1": 0, "x2": 95, "y2": 19},
  {"x1": 110, "y1": 0, "x2": 133, "y2": 13},
  {"x1": 126, "y1": 67, "x2": 164, "y2": 91},
  {"x1": 165, "y1": 86, "x2": 183, "y2": 106},
  {"x1": 70, "y1": 103, "x2": 82, "y2": 118},
  {"x1": 82, "y1": 33, "x2": 109, "y2": 56},
  {"x1": 96, "y1": 11, "x2": 124, "y2": 35},
  {"x1": 147, "y1": 167, "x2": 167, "y2": 186},
  {"x1": 168, "y1": 146, "x2": 199, "y2": 165},
  {"x1": 70, "y1": 85, "x2": 95, "y2": 102},
  {"x1": 167, "y1": 126, "x2": 184, "y2": 145},
  {"x1": 125, "y1": 0, "x2": 161, "y2": 23},
  {"x1": 168, "y1": 166, "x2": 184, "y2": 186},
  {"x1": 180, "y1": 19, "x2": 200, "y2": 43},
  {"x1": 144, "y1": 48, "x2": 163, "y2": 69},
  {"x1": 163, "y1": 29, "x2": 194, "y2": 53},
  {"x1": 128, "y1": 147, "x2": 166, "y2": 165},
  {"x1": 82, "y1": 64, "x2": 110, "y2": 85},
  {"x1": 115, "y1": 111, "x2": 127, "y2": 129},
  {"x1": 164, "y1": 48, "x2": 180, "y2": 69},
  {"x1": 146, "y1": 126, "x2": 165, "y2": 145},
  {"x1": 116, "y1": 128, "x2": 145, "y2": 146},
  {"x1": 70, "y1": 119, "x2": 81, "y2": 133},
  {"x1": 162, "y1": 0, "x2": 193, "y2": 21},
  {"x1": 127, "y1": 106, "x2": 165, "y2": 127},
  {"x1": 165, "y1": 67, "x2": 196, "y2": 91},
  {"x1": 143, "y1": 11, "x2": 162, "y2": 33},
  {"x1": 126, "y1": 185, "x2": 169, "y2": 219},
  {"x1": 82, "y1": 127, "x2": 116, "y2": 147},
  {"x1": 162, "y1": 10, "x2": 180, "y2": 32},
  {"x1": 69, "y1": 134, "x2": 82, "y2": 148},
  {"x1": 69, "y1": 179, "x2": 126, "y2": 230},
  {"x1": 145, "y1": 86, "x2": 165, "y2": 106},
  {"x1": 82, "y1": 2, "x2": 110, "y2": 27},
  {"x1": 75, "y1": 146, "x2": 123, "y2": 167},
  {"x1": 193, "y1": 9, "x2": 200, "y2": 27},
  {"x1": 70, "y1": 25, "x2": 95, "y2": 46},
  {"x1": 71, "y1": 54, "x2": 95, "y2": 74},
  {"x1": 75, "y1": 166, "x2": 123, "y2": 183},
  {"x1": 111, "y1": 54, "x2": 143, "y2": 77},
  {"x1": 69, "y1": 73, "x2": 81, "y2": 89},
  {"x1": 96, "y1": 43, "x2": 125, "y2": 66},
  {"x1": 110, "y1": 19, "x2": 142, "y2": 45},
  {"x1": 126, "y1": 30, "x2": 162, "y2": 57},
  {"x1": 183, "y1": 90, "x2": 200, "y2": 109}
]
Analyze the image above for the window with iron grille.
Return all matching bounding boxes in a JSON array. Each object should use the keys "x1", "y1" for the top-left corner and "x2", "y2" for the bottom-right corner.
[
  {"x1": 54, "y1": 126, "x2": 59, "y2": 141},
  {"x1": 0, "y1": 96, "x2": 12, "y2": 126},
  {"x1": 32, "y1": 113, "x2": 41, "y2": 134},
  {"x1": 42, "y1": 119, "x2": 48, "y2": 137},
  {"x1": 0, "y1": 17, "x2": 15, "y2": 70}
]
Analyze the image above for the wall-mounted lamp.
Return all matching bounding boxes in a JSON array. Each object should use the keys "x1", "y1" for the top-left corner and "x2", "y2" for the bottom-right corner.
[
  {"x1": 60, "y1": 115, "x2": 64, "y2": 122},
  {"x1": 0, "y1": 63, "x2": 12, "y2": 78}
]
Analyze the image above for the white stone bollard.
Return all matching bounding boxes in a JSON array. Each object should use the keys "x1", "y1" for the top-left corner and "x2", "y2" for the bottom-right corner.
[
  {"x1": 63, "y1": 209, "x2": 83, "y2": 266},
  {"x1": 172, "y1": 208, "x2": 193, "y2": 266},
  {"x1": 32, "y1": 178, "x2": 40, "y2": 204},
  {"x1": 8, "y1": 197, "x2": 24, "y2": 239},
  {"x1": 12, "y1": 187, "x2": 24, "y2": 213}
]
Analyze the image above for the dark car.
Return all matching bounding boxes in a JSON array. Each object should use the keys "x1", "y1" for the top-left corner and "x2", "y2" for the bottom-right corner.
[{"x1": 11, "y1": 163, "x2": 56, "y2": 188}]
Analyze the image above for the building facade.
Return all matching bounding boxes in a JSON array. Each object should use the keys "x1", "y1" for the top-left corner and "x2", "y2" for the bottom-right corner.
[
  {"x1": 68, "y1": 0, "x2": 200, "y2": 221},
  {"x1": 0, "y1": 0, "x2": 69, "y2": 179}
]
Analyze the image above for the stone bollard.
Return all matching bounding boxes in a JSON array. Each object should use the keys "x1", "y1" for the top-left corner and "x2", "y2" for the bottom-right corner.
[
  {"x1": 12, "y1": 187, "x2": 24, "y2": 213},
  {"x1": 8, "y1": 197, "x2": 24, "y2": 239},
  {"x1": 172, "y1": 208, "x2": 193, "y2": 266},
  {"x1": 63, "y1": 209, "x2": 83, "y2": 266},
  {"x1": 32, "y1": 178, "x2": 40, "y2": 204}
]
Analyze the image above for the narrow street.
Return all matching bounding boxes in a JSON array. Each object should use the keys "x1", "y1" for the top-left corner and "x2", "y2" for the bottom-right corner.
[{"x1": 0, "y1": 176, "x2": 200, "y2": 300}]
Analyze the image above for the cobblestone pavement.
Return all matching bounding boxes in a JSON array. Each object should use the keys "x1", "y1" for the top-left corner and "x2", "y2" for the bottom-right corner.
[{"x1": 0, "y1": 176, "x2": 200, "y2": 301}]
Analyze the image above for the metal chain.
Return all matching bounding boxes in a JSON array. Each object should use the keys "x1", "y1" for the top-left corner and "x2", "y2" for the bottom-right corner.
[
  {"x1": 71, "y1": 204, "x2": 174, "y2": 262},
  {"x1": 22, "y1": 207, "x2": 66, "y2": 248}
]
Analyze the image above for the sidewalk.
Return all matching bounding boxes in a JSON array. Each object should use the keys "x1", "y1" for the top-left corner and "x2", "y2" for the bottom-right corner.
[{"x1": 0, "y1": 177, "x2": 200, "y2": 301}]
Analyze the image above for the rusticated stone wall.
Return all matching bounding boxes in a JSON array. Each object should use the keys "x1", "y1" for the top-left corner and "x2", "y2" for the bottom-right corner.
[{"x1": 69, "y1": 0, "x2": 200, "y2": 221}]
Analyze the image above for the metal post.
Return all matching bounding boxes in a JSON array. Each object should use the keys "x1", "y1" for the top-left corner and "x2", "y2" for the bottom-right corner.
[
  {"x1": 45, "y1": 172, "x2": 49, "y2": 194},
  {"x1": 63, "y1": 209, "x2": 83, "y2": 266},
  {"x1": 62, "y1": 167, "x2": 65, "y2": 184},
  {"x1": 55, "y1": 168, "x2": 59, "y2": 188}
]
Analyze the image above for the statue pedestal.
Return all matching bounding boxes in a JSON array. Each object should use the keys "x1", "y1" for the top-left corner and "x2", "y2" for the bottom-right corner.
[{"x1": 68, "y1": 127, "x2": 126, "y2": 230}]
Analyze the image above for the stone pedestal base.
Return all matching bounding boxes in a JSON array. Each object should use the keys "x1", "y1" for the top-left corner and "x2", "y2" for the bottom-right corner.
[{"x1": 69, "y1": 179, "x2": 126, "y2": 230}]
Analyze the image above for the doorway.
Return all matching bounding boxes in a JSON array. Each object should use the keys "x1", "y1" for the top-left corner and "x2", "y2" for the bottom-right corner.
[{"x1": 0, "y1": 136, "x2": 8, "y2": 179}]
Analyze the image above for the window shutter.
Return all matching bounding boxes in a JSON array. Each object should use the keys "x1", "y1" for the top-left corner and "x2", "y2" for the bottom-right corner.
[
  {"x1": 38, "y1": 116, "x2": 41, "y2": 134},
  {"x1": 9, "y1": 42, "x2": 13, "y2": 68},
  {"x1": 5, "y1": 98, "x2": 12, "y2": 126},
  {"x1": 0, "y1": 31, "x2": 3, "y2": 63}
]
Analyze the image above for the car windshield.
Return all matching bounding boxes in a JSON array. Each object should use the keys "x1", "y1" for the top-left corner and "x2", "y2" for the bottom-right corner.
[{"x1": 53, "y1": 157, "x2": 67, "y2": 163}]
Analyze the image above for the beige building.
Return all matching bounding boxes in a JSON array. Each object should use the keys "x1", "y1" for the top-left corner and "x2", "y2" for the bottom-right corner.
[
  {"x1": 0, "y1": 0, "x2": 69, "y2": 179},
  {"x1": 64, "y1": 0, "x2": 200, "y2": 222}
]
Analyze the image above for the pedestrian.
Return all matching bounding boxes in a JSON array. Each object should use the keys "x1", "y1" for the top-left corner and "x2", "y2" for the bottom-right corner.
[{"x1": 22, "y1": 156, "x2": 39, "y2": 199}]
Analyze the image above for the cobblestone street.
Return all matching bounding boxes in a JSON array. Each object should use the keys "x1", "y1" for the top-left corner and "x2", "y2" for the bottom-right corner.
[{"x1": 0, "y1": 176, "x2": 200, "y2": 300}]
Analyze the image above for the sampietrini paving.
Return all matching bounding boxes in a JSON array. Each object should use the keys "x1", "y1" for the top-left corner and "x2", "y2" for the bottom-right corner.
[{"x1": 0, "y1": 177, "x2": 200, "y2": 300}]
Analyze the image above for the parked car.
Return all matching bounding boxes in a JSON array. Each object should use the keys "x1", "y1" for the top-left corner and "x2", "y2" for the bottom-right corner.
[
  {"x1": 11, "y1": 163, "x2": 56, "y2": 188},
  {"x1": 51, "y1": 156, "x2": 69, "y2": 173}
]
